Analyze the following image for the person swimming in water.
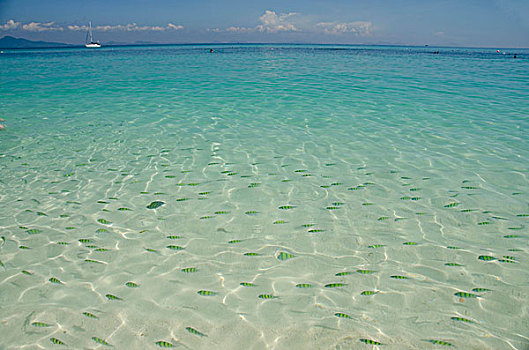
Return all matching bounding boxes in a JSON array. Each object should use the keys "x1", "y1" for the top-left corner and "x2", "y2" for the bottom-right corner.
[{"x1": 0, "y1": 118, "x2": 5, "y2": 130}]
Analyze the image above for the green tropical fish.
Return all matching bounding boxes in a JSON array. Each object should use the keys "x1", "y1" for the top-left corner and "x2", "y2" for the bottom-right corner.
[
  {"x1": 167, "y1": 245, "x2": 184, "y2": 251},
  {"x1": 471, "y1": 288, "x2": 491, "y2": 292},
  {"x1": 56, "y1": 242, "x2": 69, "y2": 245},
  {"x1": 19, "y1": 246, "x2": 30, "y2": 250},
  {"x1": 451, "y1": 316, "x2": 473, "y2": 323},
  {"x1": 445, "y1": 263, "x2": 463, "y2": 266},
  {"x1": 273, "y1": 220, "x2": 287, "y2": 224},
  {"x1": 308, "y1": 229, "x2": 324, "y2": 233},
  {"x1": 50, "y1": 337, "x2": 66, "y2": 345},
  {"x1": 325, "y1": 283, "x2": 346, "y2": 288},
  {"x1": 32, "y1": 322, "x2": 51, "y2": 327},
  {"x1": 248, "y1": 183, "x2": 261, "y2": 188},
  {"x1": 155, "y1": 341, "x2": 175, "y2": 348},
  {"x1": 82, "y1": 312, "x2": 98, "y2": 319},
  {"x1": 357, "y1": 269, "x2": 376, "y2": 274},
  {"x1": 361, "y1": 290, "x2": 377, "y2": 296},
  {"x1": 277, "y1": 252, "x2": 295, "y2": 261},
  {"x1": 200, "y1": 215, "x2": 214, "y2": 219},
  {"x1": 477, "y1": 221, "x2": 490, "y2": 225},
  {"x1": 240, "y1": 282, "x2": 255, "y2": 287},
  {"x1": 503, "y1": 256, "x2": 516, "y2": 260},
  {"x1": 377, "y1": 216, "x2": 389, "y2": 221},
  {"x1": 105, "y1": 294, "x2": 122, "y2": 301},
  {"x1": 181, "y1": 267, "x2": 197, "y2": 273},
  {"x1": 186, "y1": 327, "x2": 207, "y2": 337},
  {"x1": 425, "y1": 339, "x2": 453, "y2": 346},
  {"x1": 197, "y1": 290, "x2": 216, "y2": 296},
  {"x1": 125, "y1": 282, "x2": 138, "y2": 288},
  {"x1": 301, "y1": 223, "x2": 316, "y2": 228},
  {"x1": 21, "y1": 270, "x2": 33, "y2": 275},
  {"x1": 390, "y1": 275, "x2": 409, "y2": 279},
  {"x1": 446, "y1": 246, "x2": 460, "y2": 250},
  {"x1": 215, "y1": 210, "x2": 230, "y2": 214},
  {"x1": 92, "y1": 337, "x2": 113, "y2": 347},
  {"x1": 368, "y1": 244, "x2": 384, "y2": 248},
  {"x1": 175, "y1": 198, "x2": 189, "y2": 202},
  {"x1": 244, "y1": 252, "x2": 260, "y2": 256},
  {"x1": 145, "y1": 248, "x2": 158, "y2": 252},
  {"x1": 334, "y1": 313, "x2": 352, "y2": 319},
  {"x1": 94, "y1": 248, "x2": 109, "y2": 252},
  {"x1": 26, "y1": 229, "x2": 41, "y2": 235},
  {"x1": 146, "y1": 201, "x2": 165, "y2": 209},
  {"x1": 498, "y1": 259, "x2": 516, "y2": 263},
  {"x1": 360, "y1": 339, "x2": 383, "y2": 345},
  {"x1": 296, "y1": 283, "x2": 312, "y2": 288},
  {"x1": 49, "y1": 277, "x2": 63, "y2": 284},
  {"x1": 258, "y1": 294, "x2": 278, "y2": 299},
  {"x1": 228, "y1": 240, "x2": 242, "y2": 244},
  {"x1": 444, "y1": 202, "x2": 459, "y2": 208},
  {"x1": 278, "y1": 205, "x2": 295, "y2": 210},
  {"x1": 504, "y1": 234, "x2": 521, "y2": 238},
  {"x1": 97, "y1": 218, "x2": 111, "y2": 224},
  {"x1": 199, "y1": 192, "x2": 211, "y2": 195},
  {"x1": 335, "y1": 272, "x2": 353, "y2": 276},
  {"x1": 96, "y1": 228, "x2": 108, "y2": 233},
  {"x1": 326, "y1": 206, "x2": 340, "y2": 210},
  {"x1": 478, "y1": 255, "x2": 495, "y2": 261},
  {"x1": 117, "y1": 207, "x2": 131, "y2": 211},
  {"x1": 245, "y1": 211, "x2": 258, "y2": 215},
  {"x1": 403, "y1": 241, "x2": 418, "y2": 245},
  {"x1": 454, "y1": 292, "x2": 478, "y2": 298}
]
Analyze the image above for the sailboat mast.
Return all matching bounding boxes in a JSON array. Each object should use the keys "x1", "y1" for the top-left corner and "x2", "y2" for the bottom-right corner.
[{"x1": 89, "y1": 21, "x2": 93, "y2": 42}]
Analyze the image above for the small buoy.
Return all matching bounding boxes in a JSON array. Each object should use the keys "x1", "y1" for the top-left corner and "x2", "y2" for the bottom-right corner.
[{"x1": 497, "y1": 50, "x2": 500, "y2": 53}]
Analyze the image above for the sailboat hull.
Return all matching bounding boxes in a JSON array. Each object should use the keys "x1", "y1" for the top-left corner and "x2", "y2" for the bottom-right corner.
[{"x1": 85, "y1": 43, "x2": 102, "y2": 48}]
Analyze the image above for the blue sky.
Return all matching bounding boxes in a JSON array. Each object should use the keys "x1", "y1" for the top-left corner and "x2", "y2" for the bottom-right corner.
[{"x1": 1, "y1": 0, "x2": 528, "y2": 47}]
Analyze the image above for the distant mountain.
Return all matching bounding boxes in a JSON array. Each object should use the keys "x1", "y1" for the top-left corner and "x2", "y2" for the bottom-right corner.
[{"x1": 0, "y1": 36, "x2": 74, "y2": 49}]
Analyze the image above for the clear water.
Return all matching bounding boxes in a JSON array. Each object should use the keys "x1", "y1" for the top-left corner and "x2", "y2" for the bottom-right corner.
[{"x1": 0, "y1": 45, "x2": 528, "y2": 349}]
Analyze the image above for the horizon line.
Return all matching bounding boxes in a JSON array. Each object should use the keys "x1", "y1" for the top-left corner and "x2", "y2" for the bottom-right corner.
[{"x1": 0, "y1": 36, "x2": 527, "y2": 50}]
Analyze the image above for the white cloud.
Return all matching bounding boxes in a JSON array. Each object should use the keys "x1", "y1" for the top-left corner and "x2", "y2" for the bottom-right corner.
[
  {"x1": 214, "y1": 10, "x2": 298, "y2": 33},
  {"x1": 256, "y1": 10, "x2": 298, "y2": 33},
  {"x1": 167, "y1": 23, "x2": 184, "y2": 31},
  {"x1": 0, "y1": 19, "x2": 20, "y2": 30},
  {"x1": 225, "y1": 26, "x2": 251, "y2": 33},
  {"x1": 68, "y1": 23, "x2": 183, "y2": 32},
  {"x1": 317, "y1": 21, "x2": 372, "y2": 35},
  {"x1": 22, "y1": 21, "x2": 63, "y2": 32}
]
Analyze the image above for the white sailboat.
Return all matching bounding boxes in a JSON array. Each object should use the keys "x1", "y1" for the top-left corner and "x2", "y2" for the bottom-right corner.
[{"x1": 85, "y1": 21, "x2": 101, "y2": 48}]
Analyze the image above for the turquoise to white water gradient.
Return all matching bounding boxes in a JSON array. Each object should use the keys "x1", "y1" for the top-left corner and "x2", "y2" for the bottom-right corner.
[{"x1": 0, "y1": 45, "x2": 528, "y2": 349}]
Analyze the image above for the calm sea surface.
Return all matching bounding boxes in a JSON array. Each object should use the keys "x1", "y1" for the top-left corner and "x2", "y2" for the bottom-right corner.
[{"x1": 0, "y1": 45, "x2": 528, "y2": 349}]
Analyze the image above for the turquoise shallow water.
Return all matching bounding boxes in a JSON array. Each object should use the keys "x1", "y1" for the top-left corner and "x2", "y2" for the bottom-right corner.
[{"x1": 0, "y1": 45, "x2": 528, "y2": 349}]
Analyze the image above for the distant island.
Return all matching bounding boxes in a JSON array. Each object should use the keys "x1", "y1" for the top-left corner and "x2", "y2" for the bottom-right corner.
[
  {"x1": 0, "y1": 36, "x2": 75, "y2": 49},
  {"x1": 0, "y1": 36, "x2": 161, "y2": 49}
]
